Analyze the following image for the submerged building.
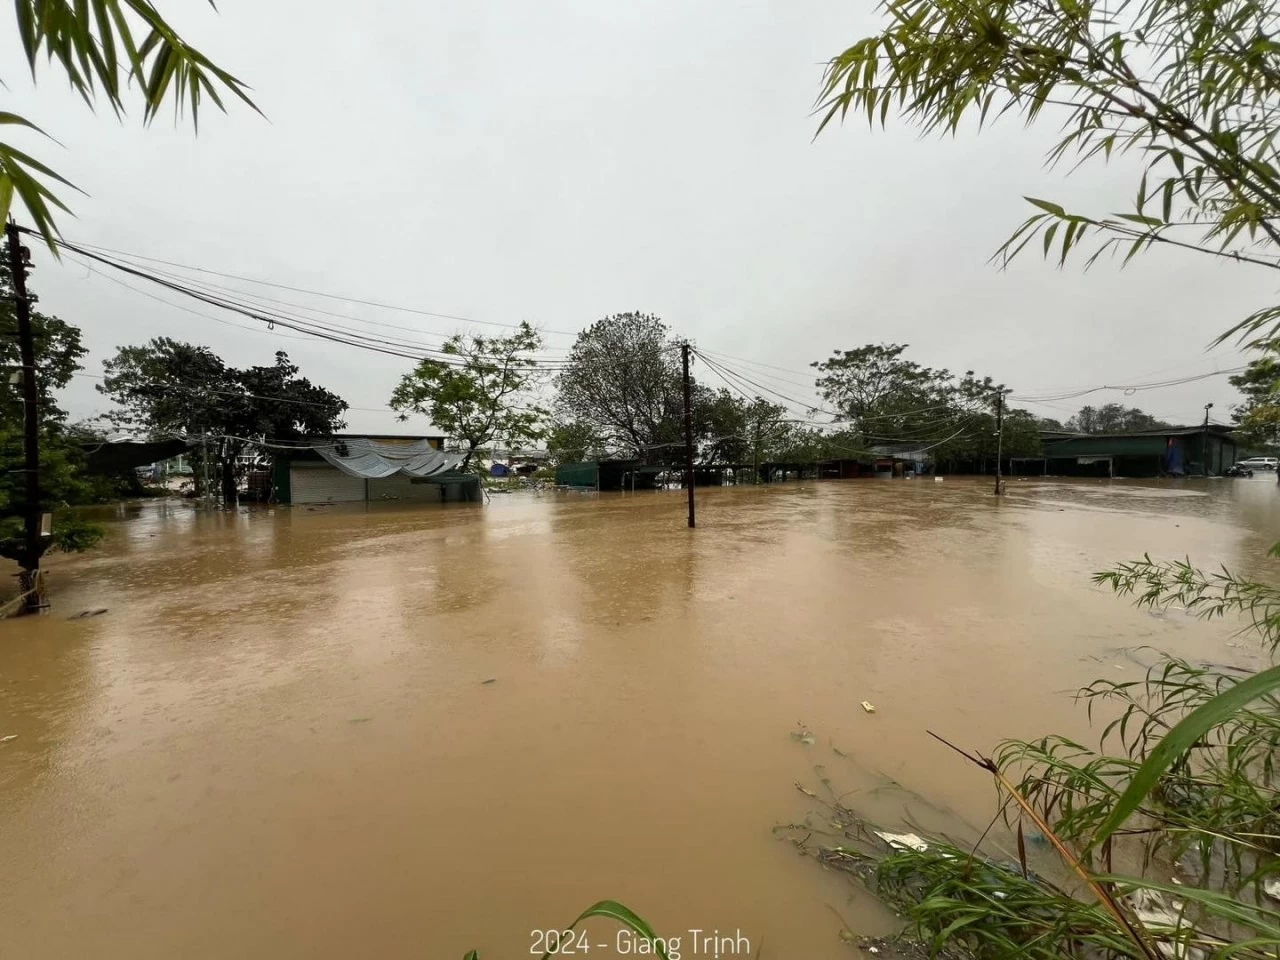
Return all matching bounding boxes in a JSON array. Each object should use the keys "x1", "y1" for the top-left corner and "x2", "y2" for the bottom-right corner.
[
  {"x1": 271, "y1": 435, "x2": 480, "y2": 504},
  {"x1": 1039, "y1": 425, "x2": 1239, "y2": 477}
]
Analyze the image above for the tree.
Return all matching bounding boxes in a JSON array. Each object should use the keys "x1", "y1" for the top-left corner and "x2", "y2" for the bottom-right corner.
[
  {"x1": 3, "y1": 2, "x2": 256, "y2": 247},
  {"x1": 817, "y1": 0, "x2": 1280, "y2": 347},
  {"x1": 0, "y1": 254, "x2": 100, "y2": 562},
  {"x1": 1230, "y1": 346, "x2": 1280, "y2": 448},
  {"x1": 390, "y1": 322, "x2": 546, "y2": 471},
  {"x1": 1066, "y1": 404, "x2": 1171, "y2": 433},
  {"x1": 545, "y1": 421, "x2": 604, "y2": 465},
  {"x1": 100, "y1": 340, "x2": 347, "y2": 503},
  {"x1": 813, "y1": 343, "x2": 952, "y2": 436},
  {"x1": 555, "y1": 313, "x2": 684, "y2": 457},
  {"x1": 691, "y1": 390, "x2": 790, "y2": 469}
]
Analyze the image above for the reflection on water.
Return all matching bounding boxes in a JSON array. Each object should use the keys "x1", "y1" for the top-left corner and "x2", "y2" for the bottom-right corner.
[{"x1": 1, "y1": 477, "x2": 1277, "y2": 957}]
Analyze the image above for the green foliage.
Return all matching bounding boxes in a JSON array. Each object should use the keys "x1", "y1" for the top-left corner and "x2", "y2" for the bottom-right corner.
[
  {"x1": 1068, "y1": 405, "x2": 1172, "y2": 434},
  {"x1": 813, "y1": 343, "x2": 952, "y2": 436},
  {"x1": 691, "y1": 390, "x2": 789, "y2": 466},
  {"x1": 390, "y1": 322, "x2": 546, "y2": 469},
  {"x1": 875, "y1": 839, "x2": 1132, "y2": 959},
  {"x1": 1095, "y1": 557, "x2": 1280, "y2": 653},
  {"x1": 553, "y1": 901, "x2": 668, "y2": 960},
  {"x1": 817, "y1": 0, "x2": 1280, "y2": 346},
  {"x1": 3, "y1": 1, "x2": 257, "y2": 247},
  {"x1": 0, "y1": 257, "x2": 102, "y2": 560},
  {"x1": 555, "y1": 313, "x2": 684, "y2": 457},
  {"x1": 810, "y1": 343, "x2": 1043, "y2": 464},
  {"x1": 1093, "y1": 660, "x2": 1280, "y2": 851},
  {"x1": 1231, "y1": 346, "x2": 1280, "y2": 449},
  {"x1": 100, "y1": 339, "x2": 347, "y2": 503},
  {"x1": 545, "y1": 421, "x2": 604, "y2": 465}
]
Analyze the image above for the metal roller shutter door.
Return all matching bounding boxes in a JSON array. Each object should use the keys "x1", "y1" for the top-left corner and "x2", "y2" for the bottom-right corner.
[{"x1": 290, "y1": 465, "x2": 366, "y2": 503}]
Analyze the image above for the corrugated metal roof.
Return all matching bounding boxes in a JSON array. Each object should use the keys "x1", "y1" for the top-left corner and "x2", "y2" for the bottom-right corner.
[{"x1": 1042, "y1": 424, "x2": 1236, "y2": 440}]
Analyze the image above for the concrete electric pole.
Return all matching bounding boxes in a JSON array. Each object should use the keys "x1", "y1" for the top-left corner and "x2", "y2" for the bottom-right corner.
[{"x1": 682, "y1": 341, "x2": 696, "y2": 528}]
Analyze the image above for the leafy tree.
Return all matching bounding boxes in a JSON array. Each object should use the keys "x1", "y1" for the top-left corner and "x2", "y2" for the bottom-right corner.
[
  {"x1": 1230, "y1": 346, "x2": 1280, "y2": 448},
  {"x1": 390, "y1": 322, "x2": 546, "y2": 471},
  {"x1": 702, "y1": 394, "x2": 789, "y2": 469},
  {"x1": 0, "y1": 254, "x2": 100, "y2": 562},
  {"x1": 545, "y1": 421, "x2": 604, "y2": 465},
  {"x1": 812, "y1": 343, "x2": 952, "y2": 436},
  {"x1": 1065, "y1": 403, "x2": 1171, "y2": 433},
  {"x1": 808, "y1": 348, "x2": 1041, "y2": 466},
  {"x1": 100, "y1": 340, "x2": 347, "y2": 504},
  {"x1": 3, "y1": 1, "x2": 256, "y2": 246},
  {"x1": 555, "y1": 313, "x2": 684, "y2": 457}
]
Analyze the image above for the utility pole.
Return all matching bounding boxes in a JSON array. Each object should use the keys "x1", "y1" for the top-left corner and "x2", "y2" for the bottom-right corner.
[
  {"x1": 753, "y1": 416, "x2": 760, "y2": 484},
  {"x1": 202, "y1": 431, "x2": 213, "y2": 507},
  {"x1": 6, "y1": 220, "x2": 43, "y2": 610},
  {"x1": 681, "y1": 341, "x2": 696, "y2": 528},
  {"x1": 1202, "y1": 403, "x2": 1214, "y2": 478},
  {"x1": 993, "y1": 387, "x2": 1006, "y2": 496}
]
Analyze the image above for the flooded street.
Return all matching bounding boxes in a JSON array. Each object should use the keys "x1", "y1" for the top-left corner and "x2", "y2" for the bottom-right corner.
[{"x1": 2, "y1": 477, "x2": 1278, "y2": 958}]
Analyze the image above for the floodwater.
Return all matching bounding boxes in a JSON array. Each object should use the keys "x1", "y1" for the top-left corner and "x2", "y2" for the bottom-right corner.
[{"x1": 2, "y1": 476, "x2": 1278, "y2": 958}]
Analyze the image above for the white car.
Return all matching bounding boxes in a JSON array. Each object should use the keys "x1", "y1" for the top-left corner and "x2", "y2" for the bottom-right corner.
[{"x1": 1238, "y1": 457, "x2": 1279, "y2": 470}]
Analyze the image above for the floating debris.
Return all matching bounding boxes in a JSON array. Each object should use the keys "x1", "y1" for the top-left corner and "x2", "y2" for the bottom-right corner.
[
  {"x1": 0, "y1": 734, "x2": 16, "y2": 743},
  {"x1": 480, "y1": 678, "x2": 497, "y2": 685},
  {"x1": 69, "y1": 608, "x2": 108, "y2": 620},
  {"x1": 874, "y1": 830, "x2": 928, "y2": 852},
  {"x1": 1128, "y1": 889, "x2": 1204, "y2": 960},
  {"x1": 790, "y1": 722, "x2": 816, "y2": 746},
  {"x1": 861, "y1": 701, "x2": 877, "y2": 714}
]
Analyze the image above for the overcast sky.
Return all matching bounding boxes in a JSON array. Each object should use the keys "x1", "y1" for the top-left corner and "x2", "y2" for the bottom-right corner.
[{"x1": 4, "y1": 0, "x2": 1270, "y2": 435}]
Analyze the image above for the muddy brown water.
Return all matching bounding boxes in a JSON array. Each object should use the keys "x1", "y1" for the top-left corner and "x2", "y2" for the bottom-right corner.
[{"x1": 2, "y1": 476, "x2": 1278, "y2": 958}]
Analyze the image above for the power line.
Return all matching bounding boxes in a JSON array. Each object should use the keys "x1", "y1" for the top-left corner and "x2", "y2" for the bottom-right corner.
[
  {"x1": 90, "y1": 253, "x2": 574, "y2": 357},
  {"x1": 1010, "y1": 366, "x2": 1247, "y2": 402},
  {"x1": 697, "y1": 348, "x2": 818, "y2": 381},
  {"x1": 54, "y1": 236, "x2": 584, "y2": 337},
  {"x1": 41, "y1": 233, "x2": 580, "y2": 369},
  {"x1": 695, "y1": 349, "x2": 832, "y2": 416},
  {"x1": 695, "y1": 351, "x2": 820, "y2": 421},
  {"x1": 63, "y1": 254, "x2": 318, "y2": 345},
  {"x1": 695, "y1": 350, "x2": 974, "y2": 442},
  {"x1": 698, "y1": 350, "x2": 974, "y2": 429}
]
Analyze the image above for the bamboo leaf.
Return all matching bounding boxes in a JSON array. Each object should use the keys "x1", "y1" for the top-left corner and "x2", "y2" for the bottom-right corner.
[
  {"x1": 1043, "y1": 221, "x2": 1059, "y2": 256},
  {"x1": 0, "y1": 143, "x2": 82, "y2": 191},
  {"x1": 1026, "y1": 196, "x2": 1067, "y2": 217},
  {"x1": 1116, "y1": 213, "x2": 1163, "y2": 226},
  {"x1": 1091, "y1": 663, "x2": 1280, "y2": 848},
  {"x1": 0, "y1": 174, "x2": 14, "y2": 225}
]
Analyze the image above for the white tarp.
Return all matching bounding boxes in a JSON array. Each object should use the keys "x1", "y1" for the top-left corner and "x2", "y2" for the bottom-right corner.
[{"x1": 312, "y1": 439, "x2": 465, "y2": 480}]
